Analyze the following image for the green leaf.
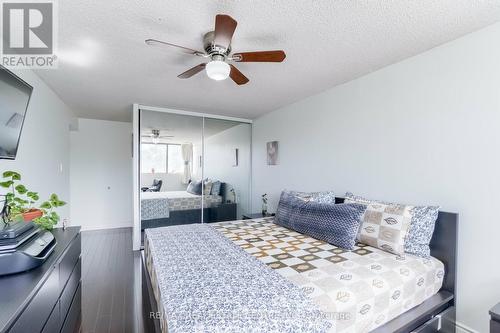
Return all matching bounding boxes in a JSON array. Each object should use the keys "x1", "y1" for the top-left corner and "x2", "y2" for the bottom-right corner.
[
  {"x1": 13, "y1": 197, "x2": 28, "y2": 205},
  {"x1": 53, "y1": 200, "x2": 66, "y2": 207},
  {"x1": 3, "y1": 171, "x2": 20, "y2": 180},
  {"x1": 27, "y1": 192, "x2": 39, "y2": 201},
  {"x1": 33, "y1": 214, "x2": 57, "y2": 230},
  {"x1": 50, "y1": 212, "x2": 60, "y2": 222},
  {"x1": 15, "y1": 184, "x2": 28, "y2": 194},
  {"x1": 49, "y1": 193, "x2": 59, "y2": 202},
  {"x1": 40, "y1": 201, "x2": 52, "y2": 209},
  {"x1": 0, "y1": 180, "x2": 13, "y2": 188}
]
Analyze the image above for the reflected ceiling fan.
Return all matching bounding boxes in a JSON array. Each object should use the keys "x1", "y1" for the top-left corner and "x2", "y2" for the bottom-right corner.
[
  {"x1": 145, "y1": 14, "x2": 286, "y2": 85},
  {"x1": 141, "y1": 129, "x2": 174, "y2": 144}
]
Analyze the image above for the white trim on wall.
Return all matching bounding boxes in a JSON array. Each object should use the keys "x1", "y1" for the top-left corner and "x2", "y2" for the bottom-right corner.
[
  {"x1": 456, "y1": 322, "x2": 479, "y2": 333},
  {"x1": 132, "y1": 103, "x2": 141, "y2": 251},
  {"x1": 137, "y1": 104, "x2": 253, "y2": 124}
]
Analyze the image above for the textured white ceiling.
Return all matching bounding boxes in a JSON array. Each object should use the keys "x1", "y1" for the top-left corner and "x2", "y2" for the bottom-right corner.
[{"x1": 35, "y1": 0, "x2": 500, "y2": 122}]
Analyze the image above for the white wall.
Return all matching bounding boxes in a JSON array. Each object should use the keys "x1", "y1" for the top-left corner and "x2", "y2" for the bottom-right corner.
[
  {"x1": 70, "y1": 118, "x2": 133, "y2": 230},
  {"x1": 252, "y1": 22, "x2": 500, "y2": 333},
  {"x1": 204, "y1": 124, "x2": 252, "y2": 217},
  {"x1": 0, "y1": 69, "x2": 75, "y2": 225}
]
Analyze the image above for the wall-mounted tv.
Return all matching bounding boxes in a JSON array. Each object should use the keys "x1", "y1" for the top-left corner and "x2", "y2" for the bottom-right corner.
[{"x1": 0, "y1": 66, "x2": 33, "y2": 160}]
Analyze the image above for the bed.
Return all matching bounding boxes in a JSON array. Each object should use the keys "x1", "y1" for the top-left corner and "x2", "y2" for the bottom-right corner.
[
  {"x1": 140, "y1": 184, "x2": 227, "y2": 230},
  {"x1": 141, "y1": 198, "x2": 457, "y2": 333}
]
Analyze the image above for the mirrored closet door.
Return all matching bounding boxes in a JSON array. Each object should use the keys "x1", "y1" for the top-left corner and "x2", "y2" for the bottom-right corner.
[
  {"x1": 203, "y1": 118, "x2": 251, "y2": 220},
  {"x1": 140, "y1": 111, "x2": 204, "y2": 230},
  {"x1": 138, "y1": 108, "x2": 251, "y2": 240}
]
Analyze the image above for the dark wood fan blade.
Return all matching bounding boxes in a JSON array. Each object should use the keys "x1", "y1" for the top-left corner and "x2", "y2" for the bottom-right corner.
[
  {"x1": 178, "y1": 64, "x2": 206, "y2": 79},
  {"x1": 214, "y1": 14, "x2": 237, "y2": 49},
  {"x1": 232, "y1": 50, "x2": 286, "y2": 62},
  {"x1": 145, "y1": 39, "x2": 204, "y2": 56},
  {"x1": 229, "y1": 65, "x2": 249, "y2": 85}
]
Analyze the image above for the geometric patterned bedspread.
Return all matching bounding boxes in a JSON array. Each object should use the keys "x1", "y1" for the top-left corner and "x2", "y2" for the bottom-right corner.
[
  {"x1": 212, "y1": 217, "x2": 445, "y2": 333},
  {"x1": 141, "y1": 194, "x2": 222, "y2": 220},
  {"x1": 144, "y1": 223, "x2": 332, "y2": 333}
]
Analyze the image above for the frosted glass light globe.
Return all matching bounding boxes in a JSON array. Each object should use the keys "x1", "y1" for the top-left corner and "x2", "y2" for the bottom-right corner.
[{"x1": 205, "y1": 60, "x2": 230, "y2": 81}]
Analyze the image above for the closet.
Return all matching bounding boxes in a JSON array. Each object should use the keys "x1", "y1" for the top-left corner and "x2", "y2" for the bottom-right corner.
[{"x1": 132, "y1": 106, "x2": 252, "y2": 249}]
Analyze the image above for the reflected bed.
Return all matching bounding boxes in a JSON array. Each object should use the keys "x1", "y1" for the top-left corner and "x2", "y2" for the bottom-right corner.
[{"x1": 140, "y1": 183, "x2": 229, "y2": 230}]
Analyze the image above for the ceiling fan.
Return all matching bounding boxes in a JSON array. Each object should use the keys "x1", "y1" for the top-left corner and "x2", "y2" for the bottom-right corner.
[
  {"x1": 145, "y1": 14, "x2": 286, "y2": 85},
  {"x1": 141, "y1": 129, "x2": 174, "y2": 144}
]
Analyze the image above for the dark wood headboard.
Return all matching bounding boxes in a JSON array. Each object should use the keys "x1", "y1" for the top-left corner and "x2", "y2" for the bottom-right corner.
[
  {"x1": 335, "y1": 197, "x2": 458, "y2": 297},
  {"x1": 429, "y1": 211, "x2": 458, "y2": 296}
]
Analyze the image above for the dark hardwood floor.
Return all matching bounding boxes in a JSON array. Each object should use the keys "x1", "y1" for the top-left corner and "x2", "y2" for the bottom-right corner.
[{"x1": 80, "y1": 228, "x2": 146, "y2": 333}]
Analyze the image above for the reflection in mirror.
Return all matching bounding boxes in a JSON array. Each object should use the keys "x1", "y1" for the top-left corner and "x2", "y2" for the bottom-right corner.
[
  {"x1": 139, "y1": 110, "x2": 204, "y2": 238},
  {"x1": 203, "y1": 118, "x2": 251, "y2": 221},
  {"x1": 138, "y1": 110, "x2": 252, "y2": 245}
]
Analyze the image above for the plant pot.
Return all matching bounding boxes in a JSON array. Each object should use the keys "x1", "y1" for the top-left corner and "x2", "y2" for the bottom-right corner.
[{"x1": 22, "y1": 209, "x2": 43, "y2": 222}]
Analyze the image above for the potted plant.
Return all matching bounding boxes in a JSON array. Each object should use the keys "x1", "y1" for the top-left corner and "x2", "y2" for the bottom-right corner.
[
  {"x1": 261, "y1": 193, "x2": 268, "y2": 216},
  {"x1": 0, "y1": 171, "x2": 66, "y2": 230}
]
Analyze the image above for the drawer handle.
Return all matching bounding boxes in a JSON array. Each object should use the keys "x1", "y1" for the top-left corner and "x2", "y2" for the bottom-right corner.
[{"x1": 410, "y1": 314, "x2": 442, "y2": 333}]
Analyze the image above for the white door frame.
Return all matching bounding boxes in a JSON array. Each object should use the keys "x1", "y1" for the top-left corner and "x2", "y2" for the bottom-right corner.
[{"x1": 132, "y1": 103, "x2": 252, "y2": 251}]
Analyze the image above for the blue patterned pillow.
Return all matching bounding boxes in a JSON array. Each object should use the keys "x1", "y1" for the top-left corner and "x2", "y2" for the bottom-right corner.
[
  {"x1": 292, "y1": 202, "x2": 366, "y2": 250},
  {"x1": 404, "y1": 206, "x2": 440, "y2": 257},
  {"x1": 345, "y1": 192, "x2": 440, "y2": 257},
  {"x1": 275, "y1": 191, "x2": 307, "y2": 230}
]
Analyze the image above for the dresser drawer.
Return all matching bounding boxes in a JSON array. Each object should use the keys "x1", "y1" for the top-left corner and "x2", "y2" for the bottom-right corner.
[
  {"x1": 491, "y1": 319, "x2": 500, "y2": 333},
  {"x1": 412, "y1": 306, "x2": 455, "y2": 333},
  {"x1": 41, "y1": 300, "x2": 60, "y2": 333},
  {"x1": 59, "y1": 234, "x2": 81, "y2": 290},
  {"x1": 8, "y1": 266, "x2": 60, "y2": 333},
  {"x1": 61, "y1": 283, "x2": 81, "y2": 333},
  {"x1": 60, "y1": 257, "x2": 81, "y2": 320}
]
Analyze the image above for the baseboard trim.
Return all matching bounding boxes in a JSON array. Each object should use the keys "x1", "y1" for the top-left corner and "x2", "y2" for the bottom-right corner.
[
  {"x1": 456, "y1": 321, "x2": 479, "y2": 333},
  {"x1": 79, "y1": 224, "x2": 133, "y2": 231}
]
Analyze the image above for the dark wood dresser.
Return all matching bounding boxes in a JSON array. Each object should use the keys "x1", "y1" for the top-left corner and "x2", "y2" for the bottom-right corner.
[
  {"x1": 0, "y1": 227, "x2": 81, "y2": 333},
  {"x1": 491, "y1": 303, "x2": 500, "y2": 333}
]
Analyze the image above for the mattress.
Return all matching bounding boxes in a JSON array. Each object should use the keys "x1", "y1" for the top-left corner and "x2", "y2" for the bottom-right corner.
[
  {"x1": 141, "y1": 191, "x2": 222, "y2": 220},
  {"x1": 145, "y1": 217, "x2": 444, "y2": 332}
]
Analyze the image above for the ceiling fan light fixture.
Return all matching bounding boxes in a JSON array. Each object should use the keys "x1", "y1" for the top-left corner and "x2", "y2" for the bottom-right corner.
[{"x1": 206, "y1": 60, "x2": 230, "y2": 81}]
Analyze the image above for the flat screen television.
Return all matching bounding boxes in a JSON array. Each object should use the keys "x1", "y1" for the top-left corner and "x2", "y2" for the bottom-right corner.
[{"x1": 0, "y1": 66, "x2": 33, "y2": 160}]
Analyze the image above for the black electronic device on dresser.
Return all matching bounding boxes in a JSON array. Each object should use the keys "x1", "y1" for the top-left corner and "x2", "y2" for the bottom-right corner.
[
  {"x1": 0, "y1": 221, "x2": 56, "y2": 276},
  {"x1": 0, "y1": 227, "x2": 81, "y2": 333}
]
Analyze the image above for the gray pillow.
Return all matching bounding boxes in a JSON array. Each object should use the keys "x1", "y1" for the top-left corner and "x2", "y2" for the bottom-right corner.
[
  {"x1": 275, "y1": 190, "x2": 336, "y2": 230},
  {"x1": 186, "y1": 180, "x2": 202, "y2": 195},
  {"x1": 292, "y1": 201, "x2": 366, "y2": 250},
  {"x1": 345, "y1": 192, "x2": 440, "y2": 257},
  {"x1": 211, "y1": 181, "x2": 222, "y2": 195},
  {"x1": 275, "y1": 191, "x2": 306, "y2": 230}
]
